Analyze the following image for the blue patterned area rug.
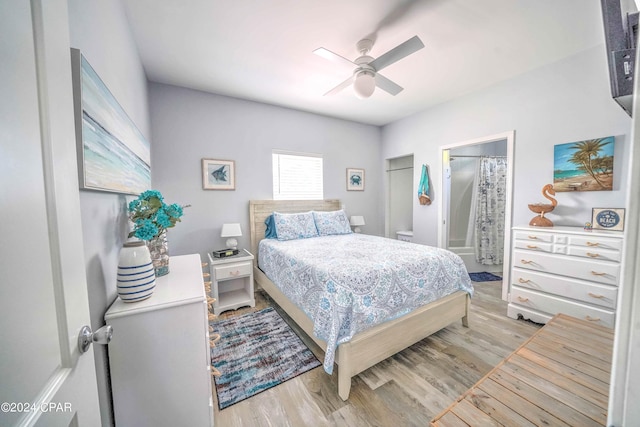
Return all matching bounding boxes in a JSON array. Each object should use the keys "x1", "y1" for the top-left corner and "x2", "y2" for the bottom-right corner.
[
  {"x1": 210, "y1": 307, "x2": 321, "y2": 410},
  {"x1": 469, "y1": 272, "x2": 502, "y2": 282}
]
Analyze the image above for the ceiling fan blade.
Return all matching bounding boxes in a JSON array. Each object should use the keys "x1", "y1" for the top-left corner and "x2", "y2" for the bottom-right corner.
[
  {"x1": 375, "y1": 73, "x2": 403, "y2": 96},
  {"x1": 313, "y1": 47, "x2": 355, "y2": 68},
  {"x1": 368, "y1": 35, "x2": 424, "y2": 72},
  {"x1": 323, "y1": 75, "x2": 354, "y2": 96}
]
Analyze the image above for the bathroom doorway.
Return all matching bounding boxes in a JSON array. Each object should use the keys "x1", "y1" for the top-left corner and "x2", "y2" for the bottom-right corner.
[{"x1": 438, "y1": 131, "x2": 515, "y2": 301}]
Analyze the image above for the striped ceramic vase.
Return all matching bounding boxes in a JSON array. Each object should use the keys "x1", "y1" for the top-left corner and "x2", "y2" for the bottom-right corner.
[{"x1": 117, "y1": 240, "x2": 156, "y2": 302}]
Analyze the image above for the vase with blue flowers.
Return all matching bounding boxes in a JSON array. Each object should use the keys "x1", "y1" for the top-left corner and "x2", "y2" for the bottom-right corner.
[{"x1": 128, "y1": 190, "x2": 188, "y2": 277}]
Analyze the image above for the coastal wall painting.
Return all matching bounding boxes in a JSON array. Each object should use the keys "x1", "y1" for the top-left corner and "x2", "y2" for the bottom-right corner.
[
  {"x1": 71, "y1": 49, "x2": 150, "y2": 195},
  {"x1": 553, "y1": 136, "x2": 615, "y2": 192},
  {"x1": 202, "y1": 159, "x2": 235, "y2": 190}
]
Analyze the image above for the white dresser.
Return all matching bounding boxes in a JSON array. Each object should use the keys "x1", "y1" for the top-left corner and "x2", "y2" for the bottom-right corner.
[
  {"x1": 106, "y1": 254, "x2": 214, "y2": 427},
  {"x1": 508, "y1": 226, "x2": 623, "y2": 328}
]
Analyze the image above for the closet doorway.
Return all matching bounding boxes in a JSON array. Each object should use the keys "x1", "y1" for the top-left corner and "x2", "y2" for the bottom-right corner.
[
  {"x1": 438, "y1": 131, "x2": 514, "y2": 301},
  {"x1": 385, "y1": 155, "x2": 414, "y2": 240}
]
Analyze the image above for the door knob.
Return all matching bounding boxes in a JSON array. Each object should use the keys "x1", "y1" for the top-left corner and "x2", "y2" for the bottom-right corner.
[{"x1": 78, "y1": 325, "x2": 113, "y2": 353}]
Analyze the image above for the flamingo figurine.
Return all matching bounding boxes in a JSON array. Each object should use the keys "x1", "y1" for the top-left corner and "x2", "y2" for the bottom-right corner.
[{"x1": 528, "y1": 184, "x2": 557, "y2": 227}]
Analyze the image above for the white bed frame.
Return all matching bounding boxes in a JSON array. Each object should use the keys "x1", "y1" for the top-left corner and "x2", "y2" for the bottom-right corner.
[{"x1": 249, "y1": 199, "x2": 470, "y2": 400}]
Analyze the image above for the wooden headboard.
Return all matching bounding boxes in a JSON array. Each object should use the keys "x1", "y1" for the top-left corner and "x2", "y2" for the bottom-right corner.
[{"x1": 249, "y1": 199, "x2": 341, "y2": 265}]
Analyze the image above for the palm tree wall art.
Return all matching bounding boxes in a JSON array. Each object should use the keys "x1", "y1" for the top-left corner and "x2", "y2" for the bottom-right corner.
[{"x1": 553, "y1": 136, "x2": 615, "y2": 192}]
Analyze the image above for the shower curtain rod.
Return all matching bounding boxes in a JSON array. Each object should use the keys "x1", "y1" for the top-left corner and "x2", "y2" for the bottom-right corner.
[
  {"x1": 386, "y1": 166, "x2": 414, "y2": 172},
  {"x1": 450, "y1": 155, "x2": 507, "y2": 159}
]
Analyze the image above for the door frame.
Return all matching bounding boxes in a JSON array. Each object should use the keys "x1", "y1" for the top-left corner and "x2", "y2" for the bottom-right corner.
[{"x1": 437, "y1": 130, "x2": 515, "y2": 301}]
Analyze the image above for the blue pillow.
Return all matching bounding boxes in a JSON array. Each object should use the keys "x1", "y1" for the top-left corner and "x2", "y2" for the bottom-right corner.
[
  {"x1": 273, "y1": 211, "x2": 318, "y2": 241},
  {"x1": 313, "y1": 210, "x2": 352, "y2": 236},
  {"x1": 264, "y1": 214, "x2": 277, "y2": 239}
]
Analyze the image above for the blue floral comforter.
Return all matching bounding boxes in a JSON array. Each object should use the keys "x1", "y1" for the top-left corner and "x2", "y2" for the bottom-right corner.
[{"x1": 258, "y1": 234, "x2": 473, "y2": 374}]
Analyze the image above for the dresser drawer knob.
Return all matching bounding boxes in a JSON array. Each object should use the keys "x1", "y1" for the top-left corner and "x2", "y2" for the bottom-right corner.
[
  {"x1": 517, "y1": 296, "x2": 529, "y2": 302},
  {"x1": 527, "y1": 245, "x2": 538, "y2": 249},
  {"x1": 586, "y1": 252, "x2": 600, "y2": 258},
  {"x1": 229, "y1": 270, "x2": 240, "y2": 277},
  {"x1": 528, "y1": 235, "x2": 538, "y2": 239},
  {"x1": 585, "y1": 315, "x2": 601, "y2": 322},
  {"x1": 591, "y1": 271, "x2": 607, "y2": 276},
  {"x1": 586, "y1": 242, "x2": 600, "y2": 247},
  {"x1": 520, "y1": 259, "x2": 534, "y2": 264},
  {"x1": 518, "y1": 278, "x2": 531, "y2": 283},
  {"x1": 588, "y1": 292, "x2": 605, "y2": 299}
]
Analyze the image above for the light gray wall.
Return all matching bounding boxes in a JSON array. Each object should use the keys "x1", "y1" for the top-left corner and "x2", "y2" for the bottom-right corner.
[
  {"x1": 149, "y1": 83, "x2": 382, "y2": 259},
  {"x1": 68, "y1": 1, "x2": 150, "y2": 425},
  {"x1": 382, "y1": 45, "x2": 632, "y2": 248}
]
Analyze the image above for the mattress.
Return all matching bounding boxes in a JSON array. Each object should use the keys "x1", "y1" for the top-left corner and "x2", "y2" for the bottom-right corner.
[{"x1": 258, "y1": 233, "x2": 473, "y2": 373}]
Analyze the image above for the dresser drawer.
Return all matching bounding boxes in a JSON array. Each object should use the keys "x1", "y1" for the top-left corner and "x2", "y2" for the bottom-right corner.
[
  {"x1": 568, "y1": 235, "x2": 622, "y2": 252},
  {"x1": 567, "y1": 246, "x2": 621, "y2": 262},
  {"x1": 513, "y1": 250, "x2": 620, "y2": 286},
  {"x1": 514, "y1": 231, "x2": 554, "y2": 243},
  {"x1": 510, "y1": 287, "x2": 615, "y2": 328},
  {"x1": 214, "y1": 262, "x2": 252, "y2": 281},
  {"x1": 514, "y1": 240, "x2": 553, "y2": 253},
  {"x1": 511, "y1": 268, "x2": 617, "y2": 309}
]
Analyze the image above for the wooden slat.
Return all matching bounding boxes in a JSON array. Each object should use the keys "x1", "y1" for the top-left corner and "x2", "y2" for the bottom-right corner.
[
  {"x1": 489, "y1": 370, "x2": 601, "y2": 427},
  {"x1": 450, "y1": 399, "x2": 501, "y2": 426},
  {"x1": 430, "y1": 314, "x2": 613, "y2": 427},
  {"x1": 433, "y1": 411, "x2": 469, "y2": 427}
]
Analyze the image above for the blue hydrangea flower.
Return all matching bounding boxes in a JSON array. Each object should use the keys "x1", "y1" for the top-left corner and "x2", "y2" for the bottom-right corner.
[
  {"x1": 134, "y1": 219, "x2": 158, "y2": 241},
  {"x1": 139, "y1": 190, "x2": 163, "y2": 201},
  {"x1": 156, "y1": 210, "x2": 172, "y2": 228},
  {"x1": 128, "y1": 199, "x2": 141, "y2": 212},
  {"x1": 165, "y1": 203, "x2": 183, "y2": 219}
]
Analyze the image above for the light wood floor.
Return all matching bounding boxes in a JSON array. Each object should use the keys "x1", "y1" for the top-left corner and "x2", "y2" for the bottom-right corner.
[
  {"x1": 211, "y1": 281, "x2": 542, "y2": 427},
  {"x1": 431, "y1": 314, "x2": 614, "y2": 426}
]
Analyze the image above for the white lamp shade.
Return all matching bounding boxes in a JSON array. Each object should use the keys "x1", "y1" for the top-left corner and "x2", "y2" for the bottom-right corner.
[
  {"x1": 353, "y1": 71, "x2": 375, "y2": 99},
  {"x1": 349, "y1": 216, "x2": 365, "y2": 226},
  {"x1": 221, "y1": 223, "x2": 242, "y2": 249},
  {"x1": 221, "y1": 223, "x2": 242, "y2": 237}
]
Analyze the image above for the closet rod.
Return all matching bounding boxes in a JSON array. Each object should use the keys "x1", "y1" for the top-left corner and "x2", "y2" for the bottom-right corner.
[{"x1": 386, "y1": 166, "x2": 414, "y2": 172}]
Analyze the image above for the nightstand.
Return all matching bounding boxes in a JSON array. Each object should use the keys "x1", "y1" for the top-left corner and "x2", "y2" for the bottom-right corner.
[{"x1": 207, "y1": 249, "x2": 255, "y2": 315}]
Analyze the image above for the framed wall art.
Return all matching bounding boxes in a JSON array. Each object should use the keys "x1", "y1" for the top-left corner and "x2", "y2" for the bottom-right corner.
[
  {"x1": 592, "y1": 208, "x2": 625, "y2": 231},
  {"x1": 346, "y1": 168, "x2": 365, "y2": 191},
  {"x1": 553, "y1": 136, "x2": 615, "y2": 192},
  {"x1": 202, "y1": 159, "x2": 235, "y2": 190},
  {"x1": 71, "y1": 49, "x2": 150, "y2": 195}
]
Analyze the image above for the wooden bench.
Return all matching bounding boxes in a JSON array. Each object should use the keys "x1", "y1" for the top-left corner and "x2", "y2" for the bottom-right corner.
[{"x1": 430, "y1": 314, "x2": 614, "y2": 426}]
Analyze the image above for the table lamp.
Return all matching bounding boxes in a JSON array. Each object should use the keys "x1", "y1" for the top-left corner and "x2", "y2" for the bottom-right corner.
[
  {"x1": 349, "y1": 216, "x2": 365, "y2": 233},
  {"x1": 221, "y1": 223, "x2": 242, "y2": 249}
]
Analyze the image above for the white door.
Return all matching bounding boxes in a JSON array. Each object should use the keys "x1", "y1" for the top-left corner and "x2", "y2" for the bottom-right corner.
[{"x1": 0, "y1": 1, "x2": 101, "y2": 426}]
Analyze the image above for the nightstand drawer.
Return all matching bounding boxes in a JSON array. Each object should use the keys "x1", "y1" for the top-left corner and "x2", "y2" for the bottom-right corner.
[
  {"x1": 510, "y1": 287, "x2": 615, "y2": 328},
  {"x1": 214, "y1": 262, "x2": 252, "y2": 280},
  {"x1": 511, "y1": 268, "x2": 617, "y2": 309},
  {"x1": 513, "y1": 250, "x2": 620, "y2": 285}
]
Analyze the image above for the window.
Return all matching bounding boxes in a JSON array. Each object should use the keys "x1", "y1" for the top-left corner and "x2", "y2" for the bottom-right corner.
[{"x1": 272, "y1": 151, "x2": 323, "y2": 200}]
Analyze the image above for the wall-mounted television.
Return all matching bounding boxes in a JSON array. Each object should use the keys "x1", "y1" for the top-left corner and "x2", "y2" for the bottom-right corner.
[{"x1": 601, "y1": 0, "x2": 639, "y2": 116}]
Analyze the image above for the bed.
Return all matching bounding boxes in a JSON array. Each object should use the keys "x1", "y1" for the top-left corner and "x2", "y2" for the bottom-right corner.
[{"x1": 249, "y1": 199, "x2": 472, "y2": 400}]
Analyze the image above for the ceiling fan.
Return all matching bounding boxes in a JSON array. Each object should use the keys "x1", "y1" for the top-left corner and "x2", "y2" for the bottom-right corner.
[{"x1": 314, "y1": 35, "x2": 424, "y2": 99}]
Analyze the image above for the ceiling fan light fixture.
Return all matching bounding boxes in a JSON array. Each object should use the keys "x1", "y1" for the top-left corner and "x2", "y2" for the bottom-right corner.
[{"x1": 353, "y1": 70, "x2": 375, "y2": 99}]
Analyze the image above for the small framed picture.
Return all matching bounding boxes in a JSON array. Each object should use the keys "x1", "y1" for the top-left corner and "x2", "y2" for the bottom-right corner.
[
  {"x1": 592, "y1": 208, "x2": 625, "y2": 231},
  {"x1": 202, "y1": 159, "x2": 235, "y2": 190},
  {"x1": 346, "y1": 168, "x2": 365, "y2": 191}
]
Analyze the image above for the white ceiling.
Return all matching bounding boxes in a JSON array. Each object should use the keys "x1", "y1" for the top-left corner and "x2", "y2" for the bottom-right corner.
[{"x1": 122, "y1": 0, "x2": 606, "y2": 126}]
